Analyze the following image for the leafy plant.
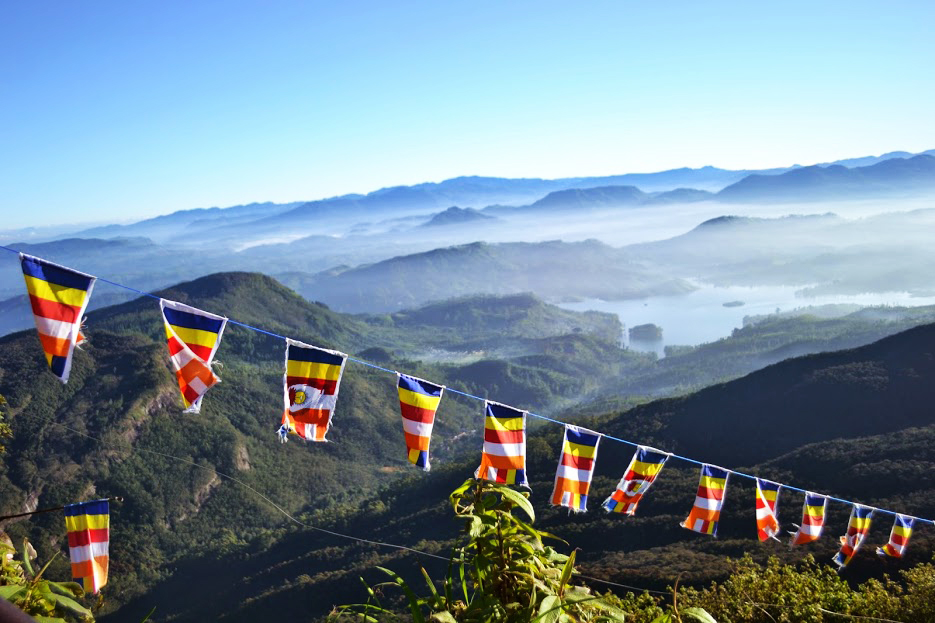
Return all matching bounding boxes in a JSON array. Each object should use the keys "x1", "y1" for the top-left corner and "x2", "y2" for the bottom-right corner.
[
  {"x1": 333, "y1": 478, "x2": 703, "y2": 622},
  {"x1": 0, "y1": 536, "x2": 94, "y2": 622}
]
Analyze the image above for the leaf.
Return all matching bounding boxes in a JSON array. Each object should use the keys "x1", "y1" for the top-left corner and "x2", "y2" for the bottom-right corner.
[
  {"x1": 682, "y1": 607, "x2": 719, "y2": 623},
  {"x1": 650, "y1": 615, "x2": 674, "y2": 623},
  {"x1": 420, "y1": 567, "x2": 440, "y2": 603},
  {"x1": 497, "y1": 486, "x2": 535, "y2": 522},
  {"x1": 532, "y1": 595, "x2": 563, "y2": 623},
  {"x1": 0, "y1": 584, "x2": 26, "y2": 599},
  {"x1": 46, "y1": 592, "x2": 94, "y2": 618},
  {"x1": 21, "y1": 539, "x2": 35, "y2": 577},
  {"x1": 47, "y1": 581, "x2": 83, "y2": 598},
  {"x1": 430, "y1": 612, "x2": 458, "y2": 623},
  {"x1": 376, "y1": 566, "x2": 426, "y2": 623},
  {"x1": 558, "y1": 549, "x2": 577, "y2": 597}
]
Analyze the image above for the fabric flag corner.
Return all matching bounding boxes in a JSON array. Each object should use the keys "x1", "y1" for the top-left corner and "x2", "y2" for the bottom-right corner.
[
  {"x1": 833, "y1": 504, "x2": 874, "y2": 568},
  {"x1": 877, "y1": 514, "x2": 915, "y2": 558},
  {"x1": 20, "y1": 254, "x2": 96, "y2": 383},
  {"x1": 279, "y1": 339, "x2": 347, "y2": 442},
  {"x1": 755, "y1": 478, "x2": 782, "y2": 542},
  {"x1": 681, "y1": 464, "x2": 730, "y2": 536},
  {"x1": 789, "y1": 492, "x2": 828, "y2": 546},
  {"x1": 602, "y1": 445, "x2": 670, "y2": 516},
  {"x1": 476, "y1": 401, "x2": 528, "y2": 487},
  {"x1": 64, "y1": 499, "x2": 109, "y2": 594},
  {"x1": 551, "y1": 425, "x2": 600, "y2": 512},
  {"x1": 397, "y1": 374, "x2": 444, "y2": 470},
  {"x1": 160, "y1": 299, "x2": 227, "y2": 413}
]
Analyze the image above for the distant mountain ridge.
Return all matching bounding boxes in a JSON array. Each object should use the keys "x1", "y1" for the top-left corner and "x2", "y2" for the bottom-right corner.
[
  {"x1": 717, "y1": 154, "x2": 935, "y2": 202},
  {"x1": 30, "y1": 148, "x2": 930, "y2": 248}
]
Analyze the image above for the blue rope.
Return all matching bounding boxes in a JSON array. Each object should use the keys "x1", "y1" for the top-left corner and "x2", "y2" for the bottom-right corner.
[{"x1": 1, "y1": 243, "x2": 932, "y2": 525}]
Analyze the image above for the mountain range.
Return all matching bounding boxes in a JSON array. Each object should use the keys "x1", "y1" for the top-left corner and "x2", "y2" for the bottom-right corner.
[{"x1": 0, "y1": 271, "x2": 933, "y2": 621}]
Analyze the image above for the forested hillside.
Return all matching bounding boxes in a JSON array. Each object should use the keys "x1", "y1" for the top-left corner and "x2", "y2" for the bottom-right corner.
[
  {"x1": 110, "y1": 298, "x2": 935, "y2": 621},
  {"x1": 1, "y1": 272, "x2": 933, "y2": 622}
]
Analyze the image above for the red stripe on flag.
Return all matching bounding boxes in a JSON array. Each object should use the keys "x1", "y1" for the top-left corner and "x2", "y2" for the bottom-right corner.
[
  {"x1": 697, "y1": 486, "x2": 725, "y2": 501},
  {"x1": 561, "y1": 454, "x2": 593, "y2": 470},
  {"x1": 29, "y1": 295, "x2": 81, "y2": 323},
  {"x1": 400, "y1": 402, "x2": 436, "y2": 423},
  {"x1": 187, "y1": 342, "x2": 213, "y2": 362},
  {"x1": 484, "y1": 428, "x2": 524, "y2": 444},
  {"x1": 68, "y1": 529, "x2": 109, "y2": 547},
  {"x1": 286, "y1": 377, "x2": 338, "y2": 394}
]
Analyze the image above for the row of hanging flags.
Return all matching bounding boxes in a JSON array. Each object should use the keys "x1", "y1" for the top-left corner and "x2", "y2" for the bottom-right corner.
[{"x1": 13, "y1": 253, "x2": 930, "y2": 576}]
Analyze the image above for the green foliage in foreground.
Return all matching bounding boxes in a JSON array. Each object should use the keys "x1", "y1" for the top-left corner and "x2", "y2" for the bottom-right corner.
[
  {"x1": 333, "y1": 478, "x2": 712, "y2": 623},
  {"x1": 0, "y1": 536, "x2": 94, "y2": 622},
  {"x1": 331, "y1": 480, "x2": 935, "y2": 623}
]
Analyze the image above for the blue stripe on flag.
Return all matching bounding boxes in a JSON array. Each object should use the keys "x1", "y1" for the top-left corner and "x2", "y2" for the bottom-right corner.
[
  {"x1": 64, "y1": 499, "x2": 109, "y2": 517},
  {"x1": 162, "y1": 307, "x2": 225, "y2": 334},
  {"x1": 399, "y1": 375, "x2": 442, "y2": 396},
  {"x1": 21, "y1": 256, "x2": 93, "y2": 291},
  {"x1": 287, "y1": 344, "x2": 345, "y2": 365}
]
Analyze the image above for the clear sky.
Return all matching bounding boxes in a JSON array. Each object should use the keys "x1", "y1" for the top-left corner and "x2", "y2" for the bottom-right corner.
[{"x1": 2, "y1": 1, "x2": 933, "y2": 229}]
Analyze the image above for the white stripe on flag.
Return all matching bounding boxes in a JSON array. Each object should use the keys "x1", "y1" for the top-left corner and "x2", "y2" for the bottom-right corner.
[
  {"x1": 33, "y1": 316, "x2": 78, "y2": 340},
  {"x1": 68, "y1": 542, "x2": 109, "y2": 563},
  {"x1": 693, "y1": 496, "x2": 724, "y2": 511},
  {"x1": 555, "y1": 464, "x2": 593, "y2": 482},
  {"x1": 401, "y1": 418, "x2": 433, "y2": 437},
  {"x1": 483, "y1": 442, "x2": 524, "y2": 457}
]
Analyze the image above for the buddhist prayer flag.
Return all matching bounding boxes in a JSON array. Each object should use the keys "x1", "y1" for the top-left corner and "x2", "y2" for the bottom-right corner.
[
  {"x1": 476, "y1": 401, "x2": 528, "y2": 487},
  {"x1": 877, "y1": 514, "x2": 915, "y2": 558},
  {"x1": 551, "y1": 425, "x2": 601, "y2": 512},
  {"x1": 602, "y1": 446, "x2": 670, "y2": 515},
  {"x1": 755, "y1": 479, "x2": 782, "y2": 542},
  {"x1": 397, "y1": 374, "x2": 444, "y2": 470},
  {"x1": 833, "y1": 505, "x2": 874, "y2": 568},
  {"x1": 279, "y1": 339, "x2": 347, "y2": 442},
  {"x1": 790, "y1": 492, "x2": 828, "y2": 545},
  {"x1": 20, "y1": 254, "x2": 96, "y2": 383},
  {"x1": 681, "y1": 464, "x2": 730, "y2": 536},
  {"x1": 160, "y1": 299, "x2": 227, "y2": 413},
  {"x1": 64, "y1": 499, "x2": 109, "y2": 594}
]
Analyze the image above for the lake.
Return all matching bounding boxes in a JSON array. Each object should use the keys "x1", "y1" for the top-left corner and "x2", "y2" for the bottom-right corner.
[{"x1": 559, "y1": 284, "x2": 935, "y2": 357}]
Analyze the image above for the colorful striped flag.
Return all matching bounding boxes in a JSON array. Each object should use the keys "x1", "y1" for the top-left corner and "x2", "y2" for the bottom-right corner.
[
  {"x1": 279, "y1": 339, "x2": 347, "y2": 442},
  {"x1": 64, "y1": 499, "x2": 109, "y2": 594},
  {"x1": 833, "y1": 505, "x2": 874, "y2": 568},
  {"x1": 397, "y1": 374, "x2": 444, "y2": 470},
  {"x1": 755, "y1": 478, "x2": 782, "y2": 542},
  {"x1": 877, "y1": 514, "x2": 915, "y2": 558},
  {"x1": 20, "y1": 254, "x2": 96, "y2": 383},
  {"x1": 602, "y1": 446, "x2": 670, "y2": 515},
  {"x1": 681, "y1": 464, "x2": 730, "y2": 536},
  {"x1": 160, "y1": 299, "x2": 227, "y2": 413},
  {"x1": 790, "y1": 492, "x2": 828, "y2": 545},
  {"x1": 551, "y1": 425, "x2": 601, "y2": 512},
  {"x1": 475, "y1": 401, "x2": 527, "y2": 487}
]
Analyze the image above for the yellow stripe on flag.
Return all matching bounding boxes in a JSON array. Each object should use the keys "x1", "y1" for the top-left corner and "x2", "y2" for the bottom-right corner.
[
  {"x1": 562, "y1": 441, "x2": 597, "y2": 459},
  {"x1": 23, "y1": 275, "x2": 88, "y2": 307},
  {"x1": 398, "y1": 388, "x2": 441, "y2": 410},
  {"x1": 286, "y1": 359, "x2": 343, "y2": 380},
  {"x1": 65, "y1": 514, "x2": 109, "y2": 532},
  {"x1": 170, "y1": 325, "x2": 220, "y2": 350},
  {"x1": 485, "y1": 415, "x2": 524, "y2": 432},
  {"x1": 632, "y1": 460, "x2": 665, "y2": 476},
  {"x1": 700, "y1": 475, "x2": 726, "y2": 490}
]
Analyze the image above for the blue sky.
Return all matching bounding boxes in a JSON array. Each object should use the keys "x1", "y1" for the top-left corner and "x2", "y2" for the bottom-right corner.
[{"x1": 1, "y1": 1, "x2": 933, "y2": 229}]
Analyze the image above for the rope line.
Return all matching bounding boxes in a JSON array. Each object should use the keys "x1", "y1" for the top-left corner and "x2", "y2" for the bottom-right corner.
[
  {"x1": 23, "y1": 411, "x2": 449, "y2": 562},
  {"x1": 1, "y1": 243, "x2": 932, "y2": 527}
]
